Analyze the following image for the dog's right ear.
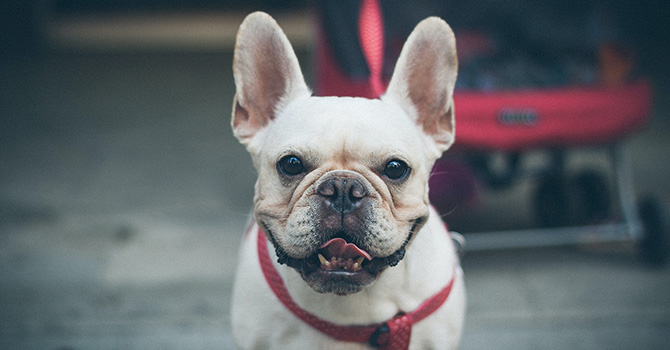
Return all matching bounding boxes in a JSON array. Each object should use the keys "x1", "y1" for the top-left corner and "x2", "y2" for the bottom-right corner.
[
  {"x1": 384, "y1": 17, "x2": 457, "y2": 159},
  {"x1": 231, "y1": 12, "x2": 310, "y2": 147}
]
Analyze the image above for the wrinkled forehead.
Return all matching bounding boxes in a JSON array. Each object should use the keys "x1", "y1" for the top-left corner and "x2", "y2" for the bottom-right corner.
[{"x1": 262, "y1": 96, "x2": 422, "y2": 162}]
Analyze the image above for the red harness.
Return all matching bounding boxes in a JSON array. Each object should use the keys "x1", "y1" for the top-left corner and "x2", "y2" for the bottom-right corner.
[{"x1": 256, "y1": 227, "x2": 456, "y2": 349}]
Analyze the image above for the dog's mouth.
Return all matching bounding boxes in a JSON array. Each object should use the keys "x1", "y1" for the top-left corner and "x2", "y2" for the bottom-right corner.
[
  {"x1": 268, "y1": 220, "x2": 421, "y2": 295},
  {"x1": 276, "y1": 235, "x2": 410, "y2": 295},
  {"x1": 317, "y1": 237, "x2": 372, "y2": 272}
]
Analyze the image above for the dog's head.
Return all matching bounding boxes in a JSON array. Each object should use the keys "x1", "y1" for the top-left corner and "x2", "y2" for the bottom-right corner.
[{"x1": 232, "y1": 12, "x2": 457, "y2": 295}]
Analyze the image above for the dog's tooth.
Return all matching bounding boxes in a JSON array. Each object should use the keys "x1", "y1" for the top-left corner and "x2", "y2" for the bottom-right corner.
[
  {"x1": 352, "y1": 262, "x2": 360, "y2": 270},
  {"x1": 318, "y1": 254, "x2": 330, "y2": 267},
  {"x1": 356, "y1": 257, "x2": 364, "y2": 265}
]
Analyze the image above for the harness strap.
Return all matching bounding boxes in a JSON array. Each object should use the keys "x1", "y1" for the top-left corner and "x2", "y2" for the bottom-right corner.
[{"x1": 256, "y1": 227, "x2": 455, "y2": 349}]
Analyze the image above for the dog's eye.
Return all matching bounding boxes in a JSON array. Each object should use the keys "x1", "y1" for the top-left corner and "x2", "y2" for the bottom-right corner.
[
  {"x1": 383, "y1": 160, "x2": 410, "y2": 180},
  {"x1": 277, "y1": 155, "x2": 305, "y2": 176}
]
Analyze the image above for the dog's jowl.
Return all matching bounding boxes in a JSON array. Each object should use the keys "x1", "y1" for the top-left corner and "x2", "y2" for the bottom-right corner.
[{"x1": 230, "y1": 11, "x2": 465, "y2": 350}]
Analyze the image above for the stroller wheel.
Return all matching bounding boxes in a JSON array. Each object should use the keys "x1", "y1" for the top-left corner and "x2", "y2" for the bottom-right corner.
[
  {"x1": 533, "y1": 173, "x2": 574, "y2": 228},
  {"x1": 638, "y1": 196, "x2": 670, "y2": 267},
  {"x1": 571, "y1": 170, "x2": 611, "y2": 225}
]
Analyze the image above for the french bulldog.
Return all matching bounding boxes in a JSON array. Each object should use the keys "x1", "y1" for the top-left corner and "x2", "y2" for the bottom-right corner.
[{"x1": 230, "y1": 12, "x2": 465, "y2": 349}]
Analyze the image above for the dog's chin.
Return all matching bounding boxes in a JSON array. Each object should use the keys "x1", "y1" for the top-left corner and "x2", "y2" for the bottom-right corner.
[
  {"x1": 272, "y1": 236, "x2": 411, "y2": 296},
  {"x1": 302, "y1": 269, "x2": 378, "y2": 295}
]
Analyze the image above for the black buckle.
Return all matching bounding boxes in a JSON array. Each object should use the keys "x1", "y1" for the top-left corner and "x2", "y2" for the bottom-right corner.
[{"x1": 369, "y1": 323, "x2": 390, "y2": 347}]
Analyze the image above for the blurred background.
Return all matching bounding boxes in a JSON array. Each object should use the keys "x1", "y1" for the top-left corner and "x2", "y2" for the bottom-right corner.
[{"x1": 1, "y1": 0, "x2": 669, "y2": 349}]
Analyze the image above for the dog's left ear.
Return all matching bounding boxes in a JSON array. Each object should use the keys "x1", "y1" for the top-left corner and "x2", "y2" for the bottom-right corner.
[
  {"x1": 231, "y1": 12, "x2": 310, "y2": 147},
  {"x1": 384, "y1": 17, "x2": 458, "y2": 156}
]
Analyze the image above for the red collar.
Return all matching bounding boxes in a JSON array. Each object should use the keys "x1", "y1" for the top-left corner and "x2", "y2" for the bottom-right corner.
[{"x1": 256, "y1": 227, "x2": 456, "y2": 349}]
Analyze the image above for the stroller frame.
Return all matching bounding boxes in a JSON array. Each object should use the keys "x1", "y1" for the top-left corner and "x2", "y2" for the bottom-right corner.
[{"x1": 464, "y1": 144, "x2": 643, "y2": 251}]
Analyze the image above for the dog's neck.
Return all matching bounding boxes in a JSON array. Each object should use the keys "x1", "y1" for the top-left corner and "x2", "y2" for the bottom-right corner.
[{"x1": 266, "y1": 208, "x2": 458, "y2": 325}]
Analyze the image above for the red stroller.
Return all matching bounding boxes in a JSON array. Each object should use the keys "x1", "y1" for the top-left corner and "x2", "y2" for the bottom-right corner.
[{"x1": 314, "y1": 0, "x2": 669, "y2": 265}]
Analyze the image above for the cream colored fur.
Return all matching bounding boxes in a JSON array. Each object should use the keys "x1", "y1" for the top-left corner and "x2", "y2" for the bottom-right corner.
[{"x1": 230, "y1": 12, "x2": 465, "y2": 349}]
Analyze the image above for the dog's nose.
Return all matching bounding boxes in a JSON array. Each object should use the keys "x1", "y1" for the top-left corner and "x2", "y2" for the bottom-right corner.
[{"x1": 317, "y1": 177, "x2": 368, "y2": 214}]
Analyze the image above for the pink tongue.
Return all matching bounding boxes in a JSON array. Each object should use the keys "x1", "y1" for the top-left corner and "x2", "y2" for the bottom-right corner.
[{"x1": 320, "y1": 238, "x2": 372, "y2": 261}]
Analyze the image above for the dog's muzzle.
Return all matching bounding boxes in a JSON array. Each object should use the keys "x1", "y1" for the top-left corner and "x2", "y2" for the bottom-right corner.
[
  {"x1": 315, "y1": 171, "x2": 374, "y2": 241},
  {"x1": 264, "y1": 171, "x2": 422, "y2": 295}
]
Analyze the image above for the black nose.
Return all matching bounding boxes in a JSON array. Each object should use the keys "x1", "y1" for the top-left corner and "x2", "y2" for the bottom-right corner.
[{"x1": 317, "y1": 176, "x2": 368, "y2": 214}]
